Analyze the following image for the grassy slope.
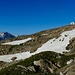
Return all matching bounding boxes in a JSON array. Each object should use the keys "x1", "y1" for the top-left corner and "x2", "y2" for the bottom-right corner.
[{"x1": 0, "y1": 51, "x2": 75, "y2": 75}]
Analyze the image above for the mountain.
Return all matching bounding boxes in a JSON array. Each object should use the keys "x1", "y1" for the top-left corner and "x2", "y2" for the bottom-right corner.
[
  {"x1": 0, "y1": 24, "x2": 75, "y2": 75},
  {"x1": 0, "y1": 32, "x2": 15, "y2": 41}
]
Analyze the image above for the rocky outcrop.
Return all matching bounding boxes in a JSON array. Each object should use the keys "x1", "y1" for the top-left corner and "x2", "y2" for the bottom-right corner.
[
  {"x1": 11, "y1": 59, "x2": 59, "y2": 74},
  {"x1": 57, "y1": 62, "x2": 75, "y2": 75},
  {"x1": 33, "y1": 59, "x2": 58, "y2": 73},
  {"x1": 16, "y1": 65, "x2": 36, "y2": 74}
]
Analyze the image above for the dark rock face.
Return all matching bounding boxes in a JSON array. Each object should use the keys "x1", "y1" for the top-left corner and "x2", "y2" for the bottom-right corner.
[{"x1": 0, "y1": 32, "x2": 15, "y2": 41}]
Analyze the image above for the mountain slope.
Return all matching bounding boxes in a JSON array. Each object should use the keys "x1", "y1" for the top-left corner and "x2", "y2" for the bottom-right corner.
[
  {"x1": 0, "y1": 24, "x2": 75, "y2": 55},
  {"x1": 0, "y1": 24, "x2": 75, "y2": 75},
  {"x1": 0, "y1": 51, "x2": 75, "y2": 75},
  {"x1": 0, "y1": 25, "x2": 75, "y2": 62}
]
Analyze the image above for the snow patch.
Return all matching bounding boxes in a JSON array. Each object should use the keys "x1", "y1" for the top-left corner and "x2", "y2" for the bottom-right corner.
[
  {"x1": 67, "y1": 59, "x2": 73, "y2": 65},
  {"x1": 2, "y1": 38, "x2": 32, "y2": 45},
  {"x1": 60, "y1": 72, "x2": 63, "y2": 75},
  {"x1": 0, "y1": 51, "x2": 31, "y2": 62},
  {"x1": 0, "y1": 32, "x2": 4, "y2": 37},
  {"x1": 70, "y1": 22, "x2": 75, "y2": 25}
]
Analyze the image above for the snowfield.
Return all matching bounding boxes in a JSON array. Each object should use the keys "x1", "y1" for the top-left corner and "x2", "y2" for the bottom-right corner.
[
  {"x1": 0, "y1": 29, "x2": 75, "y2": 62},
  {"x1": 0, "y1": 51, "x2": 31, "y2": 62},
  {"x1": 34, "y1": 29, "x2": 75, "y2": 54},
  {"x1": 2, "y1": 38, "x2": 32, "y2": 45}
]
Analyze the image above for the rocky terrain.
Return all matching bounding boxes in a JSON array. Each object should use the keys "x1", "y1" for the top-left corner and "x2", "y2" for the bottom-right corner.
[
  {"x1": 0, "y1": 24, "x2": 75, "y2": 75},
  {"x1": 0, "y1": 24, "x2": 75, "y2": 55}
]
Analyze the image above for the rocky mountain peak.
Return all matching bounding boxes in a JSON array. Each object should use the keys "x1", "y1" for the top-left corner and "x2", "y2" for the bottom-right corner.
[{"x1": 0, "y1": 32, "x2": 15, "y2": 40}]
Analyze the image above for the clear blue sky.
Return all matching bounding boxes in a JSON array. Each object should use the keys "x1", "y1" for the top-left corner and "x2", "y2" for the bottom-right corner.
[{"x1": 0, "y1": 0, "x2": 75, "y2": 35}]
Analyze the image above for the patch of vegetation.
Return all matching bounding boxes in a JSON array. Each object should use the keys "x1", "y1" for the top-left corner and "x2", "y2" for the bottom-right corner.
[{"x1": 0, "y1": 51, "x2": 75, "y2": 75}]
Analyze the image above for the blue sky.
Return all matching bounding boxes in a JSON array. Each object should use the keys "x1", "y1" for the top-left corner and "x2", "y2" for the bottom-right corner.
[{"x1": 0, "y1": 0, "x2": 75, "y2": 35}]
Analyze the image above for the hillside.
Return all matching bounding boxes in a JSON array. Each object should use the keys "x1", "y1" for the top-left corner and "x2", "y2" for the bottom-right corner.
[
  {"x1": 0, "y1": 24, "x2": 75, "y2": 55},
  {"x1": 0, "y1": 51, "x2": 75, "y2": 75},
  {"x1": 0, "y1": 24, "x2": 75, "y2": 75}
]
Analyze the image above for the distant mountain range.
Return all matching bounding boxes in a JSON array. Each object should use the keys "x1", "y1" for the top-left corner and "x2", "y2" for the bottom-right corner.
[{"x1": 0, "y1": 32, "x2": 15, "y2": 41}]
